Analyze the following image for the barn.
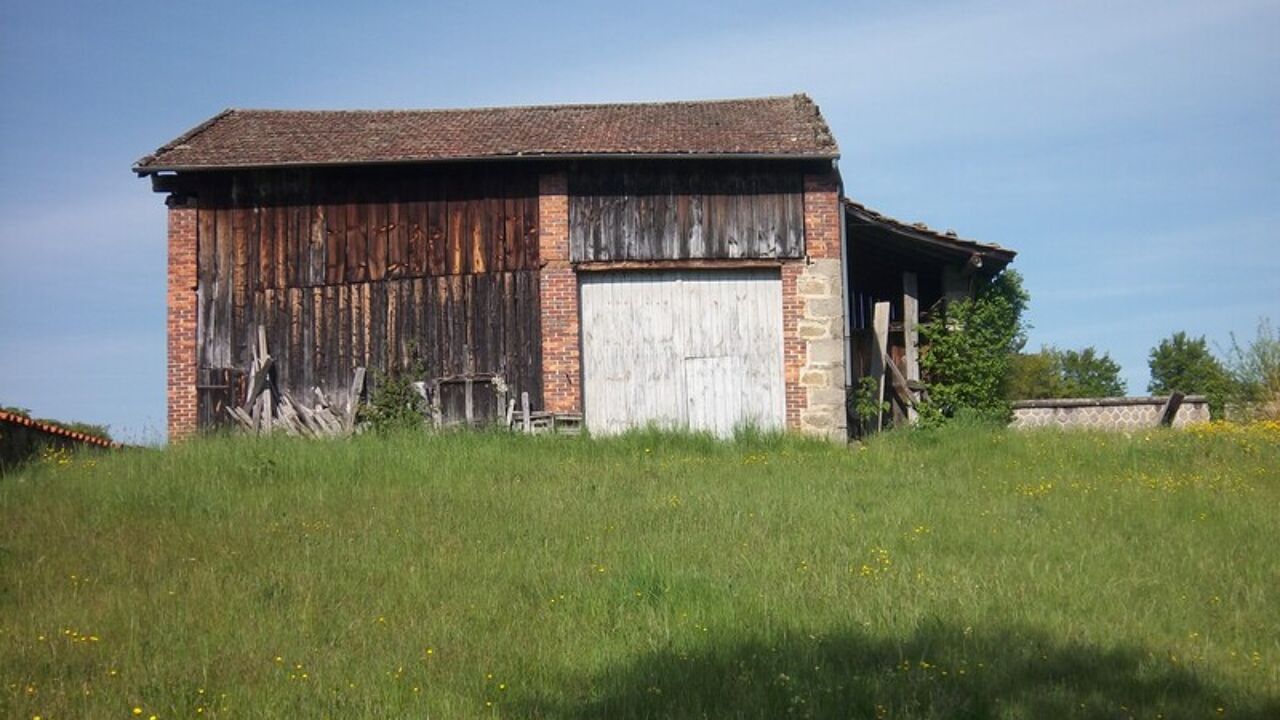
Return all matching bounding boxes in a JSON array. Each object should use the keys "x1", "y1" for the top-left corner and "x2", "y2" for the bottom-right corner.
[{"x1": 136, "y1": 94, "x2": 1013, "y2": 441}]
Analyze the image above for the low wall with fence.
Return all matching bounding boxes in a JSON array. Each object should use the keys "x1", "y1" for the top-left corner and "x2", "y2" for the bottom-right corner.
[{"x1": 1010, "y1": 396, "x2": 1210, "y2": 431}]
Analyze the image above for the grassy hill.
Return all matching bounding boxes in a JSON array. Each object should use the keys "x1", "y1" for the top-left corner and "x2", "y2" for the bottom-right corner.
[{"x1": 2, "y1": 423, "x2": 1278, "y2": 719}]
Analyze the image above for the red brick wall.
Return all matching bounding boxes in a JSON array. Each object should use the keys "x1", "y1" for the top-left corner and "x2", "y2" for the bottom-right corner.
[
  {"x1": 802, "y1": 170, "x2": 842, "y2": 261},
  {"x1": 781, "y1": 168, "x2": 843, "y2": 432},
  {"x1": 538, "y1": 172, "x2": 581, "y2": 413},
  {"x1": 166, "y1": 195, "x2": 199, "y2": 441},
  {"x1": 781, "y1": 263, "x2": 805, "y2": 428}
]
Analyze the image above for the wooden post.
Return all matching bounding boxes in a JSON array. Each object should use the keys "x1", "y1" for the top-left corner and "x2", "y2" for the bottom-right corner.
[
  {"x1": 871, "y1": 301, "x2": 890, "y2": 432},
  {"x1": 1157, "y1": 392, "x2": 1185, "y2": 427},
  {"x1": 345, "y1": 367, "x2": 366, "y2": 432},
  {"x1": 902, "y1": 272, "x2": 920, "y2": 424},
  {"x1": 521, "y1": 391, "x2": 532, "y2": 433}
]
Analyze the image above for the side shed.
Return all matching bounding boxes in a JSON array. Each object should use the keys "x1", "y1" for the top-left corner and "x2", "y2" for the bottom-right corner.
[{"x1": 844, "y1": 199, "x2": 1017, "y2": 426}]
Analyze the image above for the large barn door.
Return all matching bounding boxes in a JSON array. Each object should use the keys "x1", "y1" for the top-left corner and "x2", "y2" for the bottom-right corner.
[{"x1": 580, "y1": 269, "x2": 784, "y2": 437}]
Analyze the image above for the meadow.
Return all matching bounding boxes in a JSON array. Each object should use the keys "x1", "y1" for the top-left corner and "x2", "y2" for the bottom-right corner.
[{"x1": 2, "y1": 421, "x2": 1278, "y2": 719}]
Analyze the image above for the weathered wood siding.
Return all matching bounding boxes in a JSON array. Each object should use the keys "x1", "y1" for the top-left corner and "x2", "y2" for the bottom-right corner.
[
  {"x1": 194, "y1": 166, "x2": 542, "y2": 423},
  {"x1": 569, "y1": 162, "x2": 805, "y2": 262},
  {"x1": 579, "y1": 269, "x2": 785, "y2": 436}
]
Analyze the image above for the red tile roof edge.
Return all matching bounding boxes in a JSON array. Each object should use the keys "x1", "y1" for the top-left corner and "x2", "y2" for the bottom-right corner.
[
  {"x1": 844, "y1": 198, "x2": 1016, "y2": 261},
  {"x1": 0, "y1": 410, "x2": 121, "y2": 450}
]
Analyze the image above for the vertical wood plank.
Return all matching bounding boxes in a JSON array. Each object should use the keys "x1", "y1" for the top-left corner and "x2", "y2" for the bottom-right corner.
[
  {"x1": 325, "y1": 191, "x2": 344, "y2": 285},
  {"x1": 902, "y1": 271, "x2": 920, "y2": 424},
  {"x1": 346, "y1": 197, "x2": 366, "y2": 283},
  {"x1": 427, "y1": 183, "x2": 447, "y2": 277},
  {"x1": 289, "y1": 287, "x2": 303, "y2": 396},
  {"x1": 197, "y1": 205, "x2": 218, "y2": 368},
  {"x1": 447, "y1": 185, "x2": 465, "y2": 276},
  {"x1": 871, "y1": 301, "x2": 890, "y2": 433},
  {"x1": 388, "y1": 177, "x2": 407, "y2": 279},
  {"x1": 386, "y1": 280, "x2": 400, "y2": 374},
  {"x1": 522, "y1": 190, "x2": 540, "y2": 269},
  {"x1": 369, "y1": 194, "x2": 388, "y2": 281},
  {"x1": 231, "y1": 202, "x2": 249, "y2": 369}
]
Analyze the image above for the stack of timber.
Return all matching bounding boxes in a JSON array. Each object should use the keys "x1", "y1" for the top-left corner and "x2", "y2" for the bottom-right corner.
[
  {"x1": 227, "y1": 326, "x2": 365, "y2": 438},
  {"x1": 504, "y1": 392, "x2": 583, "y2": 435}
]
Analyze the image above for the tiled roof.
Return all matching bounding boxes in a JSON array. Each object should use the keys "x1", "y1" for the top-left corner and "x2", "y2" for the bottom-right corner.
[
  {"x1": 844, "y1": 198, "x2": 1016, "y2": 262},
  {"x1": 0, "y1": 410, "x2": 120, "y2": 449},
  {"x1": 135, "y1": 94, "x2": 838, "y2": 172}
]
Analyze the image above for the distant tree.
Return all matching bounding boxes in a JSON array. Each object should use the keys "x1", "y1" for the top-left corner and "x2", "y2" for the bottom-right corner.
[
  {"x1": 1057, "y1": 347, "x2": 1125, "y2": 398},
  {"x1": 1006, "y1": 350, "x2": 1063, "y2": 400},
  {"x1": 1006, "y1": 347, "x2": 1125, "y2": 400},
  {"x1": 1147, "y1": 332, "x2": 1233, "y2": 417}
]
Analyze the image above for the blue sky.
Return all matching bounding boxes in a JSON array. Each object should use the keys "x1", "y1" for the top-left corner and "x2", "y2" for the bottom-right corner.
[{"x1": 1, "y1": 0, "x2": 1276, "y2": 443}]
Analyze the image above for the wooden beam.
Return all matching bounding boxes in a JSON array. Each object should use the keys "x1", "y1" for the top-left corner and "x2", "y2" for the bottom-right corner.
[
  {"x1": 573, "y1": 258, "x2": 784, "y2": 272},
  {"x1": 243, "y1": 357, "x2": 276, "y2": 410},
  {"x1": 1157, "y1": 392, "x2": 1185, "y2": 427},
  {"x1": 886, "y1": 358, "x2": 917, "y2": 412},
  {"x1": 871, "y1": 301, "x2": 890, "y2": 432},
  {"x1": 345, "y1": 367, "x2": 366, "y2": 431},
  {"x1": 902, "y1": 272, "x2": 920, "y2": 425}
]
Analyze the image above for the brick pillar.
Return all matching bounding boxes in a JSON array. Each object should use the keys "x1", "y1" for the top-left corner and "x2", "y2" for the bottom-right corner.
[
  {"x1": 167, "y1": 195, "x2": 199, "y2": 441},
  {"x1": 537, "y1": 172, "x2": 581, "y2": 413},
  {"x1": 782, "y1": 263, "x2": 805, "y2": 429},
  {"x1": 782, "y1": 168, "x2": 847, "y2": 441}
]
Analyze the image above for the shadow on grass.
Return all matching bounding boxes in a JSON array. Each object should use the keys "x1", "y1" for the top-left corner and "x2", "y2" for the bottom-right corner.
[{"x1": 514, "y1": 621, "x2": 1276, "y2": 719}]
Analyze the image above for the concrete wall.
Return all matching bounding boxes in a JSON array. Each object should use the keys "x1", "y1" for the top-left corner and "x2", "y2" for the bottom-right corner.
[{"x1": 1011, "y1": 396, "x2": 1210, "y2": 430}]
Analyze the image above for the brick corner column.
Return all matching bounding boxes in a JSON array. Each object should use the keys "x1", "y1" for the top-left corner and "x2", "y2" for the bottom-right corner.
[
  {"x1": 166, "y1": 194, "x2": 199, "y2": 442},
  {"x1": 781, "y1": 263, "x2": 806, "y2": 429},
  {"x1": 787, "y1": 167, "x2": 848, "y2": 441},
  {"x1": 537, "y1": 172, "x2": 581, "y2": 414}
]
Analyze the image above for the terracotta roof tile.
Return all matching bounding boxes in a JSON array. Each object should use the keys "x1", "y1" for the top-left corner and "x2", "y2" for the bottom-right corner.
[
  {"x1": 844, "y1": 198, "x2": 1016, "y2": 263},
  {"x1": 0, "y1": 410, "x2": 120, "y2": 449},
  {"x1": 135, "y1": 94, "x2": 838, "y2": 172}
]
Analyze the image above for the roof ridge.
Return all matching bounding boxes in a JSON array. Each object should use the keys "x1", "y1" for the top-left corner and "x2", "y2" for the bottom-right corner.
[
  {"x1": 135, "y1": 94, "x2": 839, "y2": 172},
  {"x1": 219, "y1": 94, "x2": 811, "y2": 116}
]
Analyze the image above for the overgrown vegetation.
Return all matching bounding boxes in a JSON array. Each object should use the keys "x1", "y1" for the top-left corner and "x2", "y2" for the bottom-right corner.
[
  {"x1": 356, "y1": 364, "x2": 428, "y2": 434},
  {"x1": 1008, "y1": 345, "x2": 1126, "y2": 400},
  {"x1": 918, "y1": 269, "x2": 1028, "y2": 423},
  {"x1": 849, "y1": 375, "x2": 889, "y2": 437},
  {"x1": 1225, "y1": 319, "x2": 1280, "y2": 419},
  {"x1": 0, "y1": 406, "x2": 113, "y2": 473},
  {"x1": 3, "y1": 424, "x2": 1278, "y2": 718}
]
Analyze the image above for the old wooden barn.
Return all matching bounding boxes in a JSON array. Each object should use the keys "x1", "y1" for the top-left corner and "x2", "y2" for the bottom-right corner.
[{"x1": 136, "y1": 94, "x2": 1013, "y2": 441}]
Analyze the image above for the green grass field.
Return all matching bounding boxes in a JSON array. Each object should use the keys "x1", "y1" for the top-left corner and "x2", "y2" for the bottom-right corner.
[{"x1": 2, "y1": 422, "x2": 1278, "y2": 719}]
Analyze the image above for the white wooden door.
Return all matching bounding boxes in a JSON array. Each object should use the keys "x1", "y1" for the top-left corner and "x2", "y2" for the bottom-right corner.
[{"x1": 580, "y1": 269, "x2": 785, "y2": 437}]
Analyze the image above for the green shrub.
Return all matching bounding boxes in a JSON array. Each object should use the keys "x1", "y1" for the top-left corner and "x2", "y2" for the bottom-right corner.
[
  {"x1": 357, "y1": 365, "x2": 428, "y2": 433},
  {"x1": 850, "y1": 375, "x2": 889, "y2": 437},
  {"x1": 919, "y1": 270, "x2": 1029, "y2": 424}
]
